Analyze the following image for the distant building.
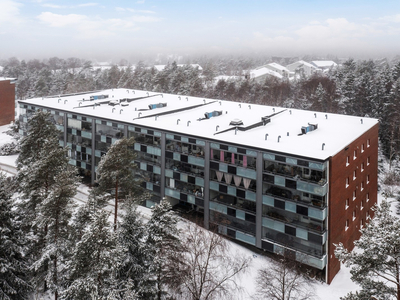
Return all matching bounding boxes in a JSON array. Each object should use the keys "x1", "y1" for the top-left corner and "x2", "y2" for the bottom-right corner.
[
  {"x1": 18, "y1": 88, "x2": 378, "y2": 284},
  {"x1": 311, "y1": 61, "x2": 338, "y2": 72},
  {"x1": 249, "y1": 67, "x2": 283, "y2": 82},
  {"x1": 264, "y1": 63, "x2": 294, "y2": 79},
  {"x1": 286, "y1": 60, "x2": 321, "y2": 77},
  {"x1": 0, "y1": 77, "x2": 16, "y2": 126}
]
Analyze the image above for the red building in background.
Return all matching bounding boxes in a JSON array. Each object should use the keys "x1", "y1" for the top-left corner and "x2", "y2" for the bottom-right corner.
[{"x1": 0, "y1": 78, "x2": 16, "y2": 126}]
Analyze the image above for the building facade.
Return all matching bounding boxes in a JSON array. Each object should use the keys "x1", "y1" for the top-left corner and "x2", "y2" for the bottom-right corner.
[
  {"x1": 18, "y1": 89, "x2": 379, "y2": 284},
  {"x1": 0, "y1": 78, "x2": 16, "y2": 126}
]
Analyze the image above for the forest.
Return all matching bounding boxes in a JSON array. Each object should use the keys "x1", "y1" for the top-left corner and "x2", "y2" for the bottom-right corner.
[{"x1": 1, "y1": 56, "x2": 400, "y2": 164}]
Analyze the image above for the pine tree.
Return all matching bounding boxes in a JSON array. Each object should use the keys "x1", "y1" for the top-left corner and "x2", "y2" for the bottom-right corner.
[
  {"x1": 16, "y1": 110, "x2": 79, "y2": 298},
  {"x1": 0, "y1": 174, "x2": 31, "y2": 300},
  {"x1": 95, "y1": 137, "x2": 139, "y2": 230},
  {"x1": 31, "y1": 167, "x2": 79, "y2": 300},
  {"x1": 335, "y1": 200, "x2": 400, "y2": 300},
  {"x1": 61, "y1": 210, "x2": 120, "y2": 300},
  {"x1": 116, "y1": 200, "x2": 147, "y2": 297},
  {"x1": 145, "y1": 200, "x2": 182, "y2": 300}
]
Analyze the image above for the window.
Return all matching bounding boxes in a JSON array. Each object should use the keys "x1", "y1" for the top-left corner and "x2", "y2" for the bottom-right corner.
[
  {"x1": 367, "y1": 175, "x2": 370, "y2": 184},
  {"x1": 353, "y1": 170, "x2": 357, "y2": 180},
  {"x1": 367, "y1": 139, "x2": 370, "y2": 148},
  {"x1": 366, "y1": 193, "x2": 370, "y2": 202},
  {"x1": 360, "y1": 218, "x2": 364, "y2": 228},
  {"x1": 367, "y1": 157, "x2": 370, "y2": 166},
  {"x1": 346, "y1": 156, "x2": 350, "y2": 167},
  {"x1": 361, "y1": 143, "x2": 365, "y2": 153},
  {"x1": 361, "y1": 199, "x2": 364, "y2": 210},
  {"x1": 353, "y1": 210, "x2": 356, "y2": 221},
  {"x1": 346, "y1": 177, "x2": 349, "y2": 188},
  {"x1": 345, "y1": 198, "x2": 349, "y2": 210},
  {"x1": 361, "y1": 181, "x2": 364, "y2": 191},
  {"x1": 367, "y1": 210, "x2": 370, "y2": 220},
  {"x1": 353, "y1": 150, "x2": 357, "y2": 160},
  {"x1": 353, "y1": 190, "x2": 356, "y2": 201},
  {"x1": 345, "y1": 219, "x2": 349, "y2": 231},
  {"x1": 361, "y1": 162, "x2": 364, "y2": 172}
]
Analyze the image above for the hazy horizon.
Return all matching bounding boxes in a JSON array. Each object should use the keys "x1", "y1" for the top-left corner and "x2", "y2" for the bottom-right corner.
[{"x1": 1, "y1": 0, "x2": 400, "y2": 62}]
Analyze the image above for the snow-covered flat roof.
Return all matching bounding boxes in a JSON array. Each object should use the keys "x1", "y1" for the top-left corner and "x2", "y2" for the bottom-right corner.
[
  {"x1": 267, "y1": 62, "x2": 290, "y2": 72},
  {"x1": 0, "y1": 77, "x2": 17, "y2": 83},
  {"x1": 19, "y1": 89, "x2": 378, "y2": 161}
]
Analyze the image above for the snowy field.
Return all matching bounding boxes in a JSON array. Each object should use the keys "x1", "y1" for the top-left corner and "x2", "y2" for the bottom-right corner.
[{"x1": 2, "y1": 122, "x2": 387, "y2": 299}]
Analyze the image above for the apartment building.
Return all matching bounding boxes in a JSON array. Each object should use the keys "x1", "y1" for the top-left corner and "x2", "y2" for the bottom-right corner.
[
  {"x1": 0, "y1": 77, "x2": 17, "y2": 126},
  {"x1": 18, "y1": 88, "x2": 379, "y2": 283}
]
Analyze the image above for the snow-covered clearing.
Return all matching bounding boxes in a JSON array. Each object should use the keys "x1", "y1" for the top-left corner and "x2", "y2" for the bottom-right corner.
[{"x1": 1, "y1": 123, "x2": 387, "y2": 299}]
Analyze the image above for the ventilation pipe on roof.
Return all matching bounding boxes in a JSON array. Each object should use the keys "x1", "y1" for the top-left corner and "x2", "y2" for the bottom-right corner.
[
  {"x1": 360, "y1": 119, "x2": 363, "y2": 124},
  {"x1": 178, "y1": 96, "x2": 181, "y2": 100},
  {"x1": 287, "y1": 132, "x2": 289, "y2": 136},
  {"x1": 203, "y1": 99, "x2": 206, "y2": 104},
  {"x1": 78, "y1": 102, "x2": 81, "y2": 107},
  {"x1": 161, "y1": 94, "x2": 163, "y2": 98},
  {"x1": 322, "y1": 143, "x2": 325, "y2": 150},
  {"x1": 248, "y1": 105, "x2": 251, "y2": 109},
  {"x1": 146, "y1": 92, "x2": 149, "y2": 96},
  {"x1": 278, "y1": 135, "x2": 281, "y2": 143},
  {"x1": 265, "y1": 133, "x2": 268, "y2": 140},
  {"x1": 58, "y1": 99, "x2": 61, "y2": 103},
  {"x1": 177, "y1": 119, "x2": 180, "y2": 125},
  {"x1": 314, "y1": 113, "x2": 317, "y2": 118},
  {"x1": 235, "y1": 127, "x2": 238, "y2": 135},
  {"x1": 135, "y1": 107, "x2": 137, "y2": 111},
  {"x1": 138, "y1": 112, "x2": 142, "y2": 118},
  {"x1": 187, "y1": 121, "x2": 191, "y2": 127},
  {"x1": 93, "y1": 104, "x2": 96, "y2": 110},
  {"x1": 289, "y1": 110, "x2": 292, "y2": 115},
  {"x1": 216, "y1": 125, "x2": 219, "y2": 131},
  {"x1": 155, "y1": 115, "x2": 158, "y2": 120},
  {"x1": 219, "y1": 101, "x2": 222, "y2": 105},
  {"x1": 273, "y1": 108, "x2": 275, "y2": 112},
  {"x1": 132, "y1": 90, "x2": 135, "y2": 94},
  {"x1": 127, "y1": 90, "x2": 129, "y2": 93},
  {"x1": 239, "y1": 104, "x2": 241, "y2": 108},
  {"x1": 186, "y1": 97, "x2": 189, "y2": 101},
  {"x1": 120, "y1": 109, "x2": 123, "y2": 114},
  {"x1": 325, "y1": 114, "x2": 328, "y2": 119},
  {"x1": 112, "y1": 108, "x2": 116, "y2": 113}
]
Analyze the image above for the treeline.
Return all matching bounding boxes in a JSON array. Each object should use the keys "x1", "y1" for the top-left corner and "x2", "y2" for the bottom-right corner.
[{"x1": 1, "y1": 57, "x2": 400, "y2": 160}]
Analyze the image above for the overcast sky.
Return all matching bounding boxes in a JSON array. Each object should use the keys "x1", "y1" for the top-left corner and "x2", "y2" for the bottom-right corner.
[{"x1": 1, "y1": 0, "x2": 400, "y2": 61}]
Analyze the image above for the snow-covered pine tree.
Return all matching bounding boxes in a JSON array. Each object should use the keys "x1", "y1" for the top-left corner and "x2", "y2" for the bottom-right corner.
[
  {"x1": 0, "y1": 174, "x2": 31, "y2": 299},
  {"x1": 31, "y1": 166, "x2": 79, "y2": 300},
  {"x1": 145, "y1": 199, "x2": 183, "y2": 300},
  {"x1": 115, "y1": 200, "x2": 147, "y2": 298},
  {"x1": 61, "y1": 210, "x2": 120, "y2": 300},
  {"x1": 335, "y1": 200, "x2": 400, "y2": 300},
  {"x1": 15, "y1": 110, "x2": 78, "y2": 298},
  {"x1": 16, "y1": 110, "x2": 67, "y2": 225},
  {"x1": 95, "y1": 137, "x2": 139, "y2": 230}
]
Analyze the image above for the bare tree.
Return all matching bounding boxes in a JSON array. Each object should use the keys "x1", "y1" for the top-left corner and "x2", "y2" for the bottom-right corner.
[
  {"x1": 174, "y1": 221, "x2": 250, "y2": 300},
  {"x1": 254, "y1": 255, "x2": 316, "y2": 300}
]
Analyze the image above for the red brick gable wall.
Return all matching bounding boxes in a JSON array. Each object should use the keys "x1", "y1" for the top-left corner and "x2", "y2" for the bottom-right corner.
[
  {"x1": 327, "y1": 122, "x2": 379, "y2": 284},
  {"x1": 0, "y1": 80, "x2": 15, "y2": 126}
]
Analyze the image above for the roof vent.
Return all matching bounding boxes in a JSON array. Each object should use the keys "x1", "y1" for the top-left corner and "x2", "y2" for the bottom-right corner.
[
  {"x1": 204, "y1": 110, "x2": 223, "y2": 119},
  {"x1": 90, "y1": 94, "x2": 109, "y2": 101},
  {"x1": 229, "y1": 118, "x2": 244, "y2": 126},
  {"x1": 301, "y1": 123, "x2": 318, "y2": 134},
  {"x1": 148, "y1": 103, "x2": 167, "y2": 109}
]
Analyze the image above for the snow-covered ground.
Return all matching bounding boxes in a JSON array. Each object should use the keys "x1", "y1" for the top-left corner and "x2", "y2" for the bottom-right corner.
[{"x1": 0, "y1": 123, "x2": 376, "y2": 299}]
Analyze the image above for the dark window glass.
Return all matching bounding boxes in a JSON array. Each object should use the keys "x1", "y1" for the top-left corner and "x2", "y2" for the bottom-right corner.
[
  {"x1": 274, "y1": 199, "x2": 285, "y2": 209},
  {"x1": 285, "y1": 225, "x2": 296, "y2": 236},
  {"x1": 296, "y1": 205, "x2": 308, "y2": 216}
]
